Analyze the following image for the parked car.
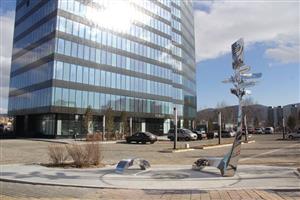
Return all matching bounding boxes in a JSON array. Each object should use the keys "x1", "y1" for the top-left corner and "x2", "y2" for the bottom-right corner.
[
  {"x1": 192, "y1": 130, "x2": 207, "y2": 140},
  {"x1": 207, "y1": 132, "x2": 218, "y2": 139},
  {"x1": 287, "y1": 130, "x2": 300, "y2": 140},
  {"x1": 264, "y1": 127, "x2": 274, "y2": 134},
  {"x1": 126, "y1": 132, "x2": 157, "y2": 144},
  {"x1": 168, "y1": 128, "x2": 197, "y2": 141},
  {"x1": 0, "y1": 124, "x2": 4, "y2": 133},
  {"x1": 220, "y1": 130, "x2": 236, "y2": 138},
  {"x1": 254, "y1": 128, "x2": 263, "y2": 134}
]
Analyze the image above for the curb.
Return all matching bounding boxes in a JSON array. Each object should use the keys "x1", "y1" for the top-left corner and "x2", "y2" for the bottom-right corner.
[
  {"x1": 196, "y1": 140, "x2": 255, "y2": 150},
  {"x1": 201, "y1": 143, "x2": 232, "y2": 149},
  {"x1": 163, "y1": 148, "x2": 195, "y2": 153}
]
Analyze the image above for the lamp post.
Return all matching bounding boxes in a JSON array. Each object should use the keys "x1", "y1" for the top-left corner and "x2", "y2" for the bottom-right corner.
[
  {"x1": 218, "y1": 112, "x2": 222, "y2": 144},
  {"x1": 173, "y1": 107, "x2": 178, "y2": 150}
]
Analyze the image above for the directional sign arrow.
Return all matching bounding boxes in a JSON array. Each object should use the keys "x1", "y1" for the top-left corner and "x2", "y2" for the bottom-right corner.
[
  {"x1": 241, "y1": 73, "x2": 262, "y2": 79},
  {"x1": 237, "y1": 81, "x2": 257, "y2": 89},
  {"x1": 238, "y1": 65, "x2": 251, "y2": 74},
  {"x1": 222, "y1": 77, "x2": 235, "y2": 83}
]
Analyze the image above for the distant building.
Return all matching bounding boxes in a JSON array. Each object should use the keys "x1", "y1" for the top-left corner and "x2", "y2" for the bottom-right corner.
[
  {"x1": 267, "y1": 106, "x2": 274, "y2": 127},
  {"x1": 274, "y1": 106, "x2": 283, "y2": 128}
]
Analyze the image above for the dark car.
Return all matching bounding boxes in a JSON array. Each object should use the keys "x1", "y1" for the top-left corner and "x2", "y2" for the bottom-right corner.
[
  {"x1": 126, "y1": 132, "x2": 157, "y2": 144},
  {"x1": 192, "y1": 130, "x2": 207, "y2": 140}
]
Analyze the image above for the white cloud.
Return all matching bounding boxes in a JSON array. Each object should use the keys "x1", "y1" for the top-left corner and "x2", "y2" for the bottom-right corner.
[
  {"x1": 194, "y1": 1, "x2": 300, "y2": 64},
  {"x1": 0, "y1": 11, "x2": 15, "y2": 113}
]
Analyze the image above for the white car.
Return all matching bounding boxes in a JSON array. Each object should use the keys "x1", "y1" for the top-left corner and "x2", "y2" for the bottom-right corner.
[{"x1": 287, "y1": 131, "x2": 300, "y2": 140}]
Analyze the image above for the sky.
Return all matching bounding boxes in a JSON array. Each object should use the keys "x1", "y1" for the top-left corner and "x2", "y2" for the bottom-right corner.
[{"x1": 0, "y1": 0, "x2": 299, "y2": 114}]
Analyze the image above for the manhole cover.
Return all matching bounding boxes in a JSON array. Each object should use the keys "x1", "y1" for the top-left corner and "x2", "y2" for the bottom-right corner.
[{"x1": 152, "y1": 172, "x2": 189, "y2": 179}]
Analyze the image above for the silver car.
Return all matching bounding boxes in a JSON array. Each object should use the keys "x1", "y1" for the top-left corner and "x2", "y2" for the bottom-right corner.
[
  {"x1": 168, "y1": 128, "x2": 197, "y2": 141},
  {"x1": 287, "y1": 130, "x2": 300, "y2": 140}
]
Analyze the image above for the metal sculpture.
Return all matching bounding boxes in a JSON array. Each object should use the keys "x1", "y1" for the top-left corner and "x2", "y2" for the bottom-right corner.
[
  {"x1": 193, "y1": 38, "x2": 262, "y2": 177},
  {"x1": 115, "y1": 158, "x2": 150, "y2": 173}
]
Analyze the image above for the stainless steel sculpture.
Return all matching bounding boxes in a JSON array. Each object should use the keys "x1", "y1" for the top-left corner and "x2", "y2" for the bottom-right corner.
[
  {"x1": 193, "y1": 38, "x2": 262, "y2": 177},
  {"x1": 115, "y1": 158, "x2": 150, "y2": 173}
]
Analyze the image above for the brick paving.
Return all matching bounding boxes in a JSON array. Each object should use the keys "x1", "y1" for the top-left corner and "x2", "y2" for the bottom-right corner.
[{"x1": 0, "y1": 181, "x2": 299, "y2": 199}]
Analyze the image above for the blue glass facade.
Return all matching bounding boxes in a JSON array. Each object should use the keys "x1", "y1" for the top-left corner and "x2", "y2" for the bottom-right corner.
[{"x1": 8, "y1": 0, "x2": 196, "y2": 137}]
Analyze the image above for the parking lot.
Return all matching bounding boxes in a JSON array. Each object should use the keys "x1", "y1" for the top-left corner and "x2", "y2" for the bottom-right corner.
[{"x1": 1, "y1": 134, "x2": 299, "y2": 167}]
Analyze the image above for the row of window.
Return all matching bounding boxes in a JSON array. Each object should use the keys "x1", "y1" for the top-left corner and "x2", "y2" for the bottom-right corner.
[
  {"x1": 15, "y1": 0, "x2": 41, "y2": 22},
  {"x1": 13, "y1": 18, "x2": 56, "y2": 56},
  {"x1": 10, "y1": 62, "x2": 53, "y2": 90},
  {"x1": 57, "y1": 15, "x2": 171, "y2": 50},
  {"x1": 57, "y1": 17, "x2": 173, "y2": 66},
  {"x1": 53, "y1": 61, "x2": 180, "y2": 99},
  {"x1": 171, "y1": 5, "x2": 181, "y2": 19},
  {"x1": 172, "y1": 31, "x2": 182, "y2": 44},
  {"x1": 157, "y1": 0, "x2": 171, "y2": 8},
  {"x1": 171, "y1": 19, "x2": 181, "y2": 31},
  {"x1": 55, "y1": 37, "x2": 183, "y2": 82},
  {"x1": 8, "y1": 87, "x2": 52, "y2": 111},
  {"x1": 133, "y1": 0, "x2": 171, "y2": 21},
  {"x1": 12, "y1": 39, "x2": 54, "y2": 72},
  {"x1": 14, "y1": 0, "x2": 56, "y2": 38},
  {"x1": 59, "y1": 0, "x2": 172, "y2": 36},
  {"x1": 52, "y1": 87, "x2": 182, "y2": 116}
]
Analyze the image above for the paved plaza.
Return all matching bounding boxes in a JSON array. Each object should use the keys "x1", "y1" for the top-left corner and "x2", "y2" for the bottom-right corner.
[{"x1": 0, "y1": 134, "x2": 299, "y2": 199}]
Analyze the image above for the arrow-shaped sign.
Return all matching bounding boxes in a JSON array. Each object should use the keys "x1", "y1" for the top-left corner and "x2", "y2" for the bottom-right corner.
[
  {"x1": 237, "y1": 80, "x2": 257, "y2": 89},
  {"x1": 238, "y1": 65, "x2": 251, "y2": 74},
  {"x1": 241, "y1": 73, "x2": 262, "y2": 79},
  {"x1": 222, "y1": 76, "x2": 235, "y2": 83}
]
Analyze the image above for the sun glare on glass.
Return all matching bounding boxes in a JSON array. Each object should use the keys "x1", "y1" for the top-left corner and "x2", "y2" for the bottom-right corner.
[{"x1": 86, "y1": 0, "x2": 139, "y2": 32}]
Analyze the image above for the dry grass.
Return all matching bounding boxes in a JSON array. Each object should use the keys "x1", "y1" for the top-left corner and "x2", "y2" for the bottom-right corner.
[
  {"x1": 47, "y1": 144, "x2": 69, "y2": 165},
  {"x1": 66, "y1": 142, "x2": 103, "y2": 168}
]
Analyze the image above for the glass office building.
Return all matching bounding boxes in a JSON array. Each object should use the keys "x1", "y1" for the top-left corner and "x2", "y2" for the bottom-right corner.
[{"x1": 8, "y1": 0, "x2": 196, "y2": 137}]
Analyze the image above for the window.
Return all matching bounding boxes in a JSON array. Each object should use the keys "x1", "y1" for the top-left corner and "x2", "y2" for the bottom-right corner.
[
  {"x1": 66, "y1": 19, "x2": 72, "y2": 34},
  {"x1": 57, "y1": 38, "x2": 64, "y2": 54},
  {"x1": 84, "y1": 45, "x2": 90, "y2": 60},
  {"x1": 71, "y1": 42, "x2": 77, "y2": 57},
  {"x1": 55, "y1": 61, "x2": 63, "y2": 80},
  {"x1": 83, "y1": 67, "x2": 89, "y2": 84},
  {"x1": 90, "y1": 47, "x2": 95, "y2": 62},
  {"x1": 70, "y1": 64, "x2": 76, "y2": 82},
  {"x1": 76, "y1": 65, "x2": 82, "y2": 83},
  {"x1": 79, "y1": 23, "x2": 85, "y2": 38},
  {"x1": 85, "y1": 26, "x2": 90, "y2": 40},
  {"x1": 54, "y1": 87, "x2": 62, "y2": 106},
  {"x1": 112, "y1": 53, "x2": 116, "y2": 66},
  {"x1": 78, "y1": 44, "x2": 84, "y2": 59},
  {"x1": 73, "y1": 21, "x2": 79, "y2": 36},
  {"x1": 82, "y1": 91, "x2": 88, "y2": 108},
  {"x1": 62, "y1": 88, "x2": 69, "y2": 107},
  {"x1": 105, "y1": 71, "x2": 111, "y2": 87},
  {"x1": 89, "y1": 68, "x2": 95, "y2": 85},
  {"x1": 58, "y1": 17, "x2": 66, "y2": 32},
  {"x1": 88, "y1": 91, "x2": 94, "y2": 108},
  {"x1": 69, "y1": 89, "x2": 76, "y2": 107},
  {"x1": 96, "y1": 49, "x2": 101, "y2": 63},
  {"x1": 63, "y1": 63, "x2": 70, "y2": 81},
  {"x1": 94, "y1": 92, "x2": 100, "y2": 109},
  {"x1": 75, "y1": 90, "x2": 82, "y2": 108},
  {"x1": 65, "y1": 40, "x2": 71, "y2": 56},
  {"x1": 95, "y1": 69, "x2": 100, "y2": 86}
]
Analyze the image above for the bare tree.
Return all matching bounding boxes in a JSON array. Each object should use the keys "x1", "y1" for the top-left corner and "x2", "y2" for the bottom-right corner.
[
  {"x1": 105, "y1": 107, "x2": 114, "y2": 140},
  {"x1": 83, "y1": 106, "x2": 93, "y2": 134}
]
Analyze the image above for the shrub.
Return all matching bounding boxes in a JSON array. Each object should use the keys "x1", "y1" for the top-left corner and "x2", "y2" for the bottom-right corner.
[
  {"x1": 48, "y1": 144, "x2": 68, "y2": 165},
  {"x1": 86, "y1": 133, "x2": 102, "y2": 141},
  {"x1": 66, "y1": 142, "x2": 102, "y2": 167}
]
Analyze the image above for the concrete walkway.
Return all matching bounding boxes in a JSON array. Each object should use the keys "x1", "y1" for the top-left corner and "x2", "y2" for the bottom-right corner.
[{"x1": 0, "y1": 164, "x2": 299, "y2": 191}]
